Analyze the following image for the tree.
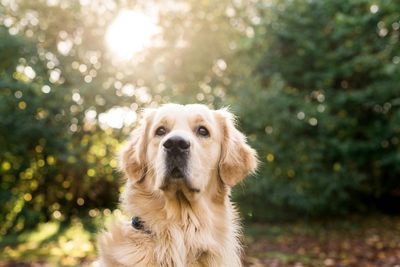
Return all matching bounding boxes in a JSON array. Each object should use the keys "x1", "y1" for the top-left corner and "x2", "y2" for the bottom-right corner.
[
  {"x1": 0, "y1": 0, "x2": 248, "y2": 233},
  {"x1": 234, "y1": 0, "x2": 400, "y2": 220}
]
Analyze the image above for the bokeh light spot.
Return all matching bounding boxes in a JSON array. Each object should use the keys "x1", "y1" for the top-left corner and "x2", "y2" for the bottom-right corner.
[
  {"x1": 2, "y1": 161, "x2": 11, "y2": 171},
  {"x1": 24, "y1": 193, "x2": 32, "y2": 202},
  {"x1": 18, "y1": 101, "x2": 27, "y2": 109}
]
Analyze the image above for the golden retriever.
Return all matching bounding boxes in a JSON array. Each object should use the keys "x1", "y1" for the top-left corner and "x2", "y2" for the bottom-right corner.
[{"x1": 97, "y1": 103, "x2": 258, "y2": 267}]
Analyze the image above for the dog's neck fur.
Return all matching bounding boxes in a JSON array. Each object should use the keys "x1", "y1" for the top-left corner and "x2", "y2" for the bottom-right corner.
[
  {"x1": 121, "y1": 178, "x2": 229, "y2": 231},
  {"x1": 119, "y1": 176, "x2": 242, "y2": 267}
]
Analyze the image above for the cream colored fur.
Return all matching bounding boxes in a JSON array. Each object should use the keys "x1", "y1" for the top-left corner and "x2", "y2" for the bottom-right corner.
[{"x1": 97, "y1": 104, "x2": 258, "y2": 267}]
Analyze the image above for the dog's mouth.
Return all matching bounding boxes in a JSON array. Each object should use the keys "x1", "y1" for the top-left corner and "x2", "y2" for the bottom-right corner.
[
  {"x1": 160, "y1": 166, "x2": 200, "y2": 193},
  {"x1": 170, "y1": 167, "x2": 184, "y2": 179},
  {"x1": 160, "y1": 182, "x2": 200, "y2": 194}
]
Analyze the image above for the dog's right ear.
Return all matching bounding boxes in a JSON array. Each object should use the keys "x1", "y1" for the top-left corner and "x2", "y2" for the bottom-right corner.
[{"x1": 119, "y1": 109, "x2": 155, "y2": 181}]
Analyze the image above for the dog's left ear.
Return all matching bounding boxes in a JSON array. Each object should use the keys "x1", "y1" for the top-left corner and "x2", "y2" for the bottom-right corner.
[{"x1": 215, "y1": 108, "x2": 258, "y2": 187}]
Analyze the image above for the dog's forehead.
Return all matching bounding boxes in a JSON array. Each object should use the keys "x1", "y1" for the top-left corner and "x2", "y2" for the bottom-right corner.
[{"x1": 154, "y1": 104, "x2": 214, "y2": 124}]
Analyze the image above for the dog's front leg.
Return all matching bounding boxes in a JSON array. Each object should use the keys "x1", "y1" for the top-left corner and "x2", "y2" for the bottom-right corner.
[{"x1": 97, "y1": 221, "x2": 156, "y2": 267}]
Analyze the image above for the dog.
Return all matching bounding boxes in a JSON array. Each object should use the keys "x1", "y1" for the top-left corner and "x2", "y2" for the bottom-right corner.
[{"x1": 97, "y1": 103, "x2": 258, "y2": 267}]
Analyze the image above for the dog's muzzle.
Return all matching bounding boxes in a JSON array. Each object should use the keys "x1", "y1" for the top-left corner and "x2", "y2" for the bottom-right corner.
[{"x1": 163, "y1": 135, "x2": 190, "y2": 180}]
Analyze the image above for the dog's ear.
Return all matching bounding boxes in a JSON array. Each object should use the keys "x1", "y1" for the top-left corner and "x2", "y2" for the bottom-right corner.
[
  {"x1": 215, "y1": 108, "x2": 258, "y2": 187},
  {"x1": 119, "y1": 109, "x2": 155, "y2": 181}
]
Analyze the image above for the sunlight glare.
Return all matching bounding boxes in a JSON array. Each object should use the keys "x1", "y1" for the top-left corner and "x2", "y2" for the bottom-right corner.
[
  {"x1": 98, "y1": 107, "x2": 137, "y2": 129},
  {"x1": 106, "y1": 10, "x2": 159, "y2": 60}
]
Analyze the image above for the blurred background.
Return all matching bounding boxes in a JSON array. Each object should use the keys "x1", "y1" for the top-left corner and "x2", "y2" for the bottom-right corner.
[{"x1": 1, "y1": 0, "x2": 400, "y2": 266}]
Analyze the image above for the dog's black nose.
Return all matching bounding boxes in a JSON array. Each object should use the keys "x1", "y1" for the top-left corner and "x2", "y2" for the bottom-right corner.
[{"x1": 163, "y1": 136, "x2": 190, "y2": 152}]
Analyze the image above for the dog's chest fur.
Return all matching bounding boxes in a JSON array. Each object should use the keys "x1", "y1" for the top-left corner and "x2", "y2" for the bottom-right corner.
[
  {"x1": 97, "y1": 185, "x2": 242, "y2": 267},
  {"x1": 152, "y1": 218, "x2": 221, "y2": 266},
  {"x1": 138, "y1": 195, "x2": 238, "y2": 266}
]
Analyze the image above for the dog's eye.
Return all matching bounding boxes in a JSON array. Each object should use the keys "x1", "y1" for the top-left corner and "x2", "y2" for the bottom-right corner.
[
  {"x1": 197, "y1": 126, "x2": 209, "y2": 137},
  {"x1": 155, "y1": 126, "x2": 167, "y2": 136}
]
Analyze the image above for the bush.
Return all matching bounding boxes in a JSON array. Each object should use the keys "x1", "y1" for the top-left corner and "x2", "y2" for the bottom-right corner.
[
  {"x1": 234, "y1": 0, "x2": 400, "y2": 220},
  {"x1": 0, "y1": 28, "x2": 123, "y2": 234}
]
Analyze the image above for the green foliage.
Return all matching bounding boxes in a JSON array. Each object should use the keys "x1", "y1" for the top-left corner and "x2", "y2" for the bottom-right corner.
[
  {"x1": 235, "y1": 0, "x2": 400, "y2": 220},
  {"x1": 0, "y1": 0, "x2": 242, "y2": 234},
  {"x1": 0, "y1": 1, "x2": 140, "y2": 234},
  {"x1": 1, "y1": 0, "x2": 400, "y2": 235},
  {"x1": 0, "y1": 26, "x2": 121, "y2": 235}
]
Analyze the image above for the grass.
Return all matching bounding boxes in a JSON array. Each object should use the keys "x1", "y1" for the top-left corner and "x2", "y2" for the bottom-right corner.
[
  {"x1": 0, "y1": 219, "x2": 96, "y2": 266},
  {"x1": 1, "y1": 214, "x2": 400, "y2": 266}
]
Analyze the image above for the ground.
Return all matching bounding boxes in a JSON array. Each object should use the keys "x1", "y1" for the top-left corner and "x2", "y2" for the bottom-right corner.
[
  {"x1": 1, "y1": 215, "x2": 399, "y2": 267},
  {"x1": 243, "y1": 216, "x2": 400, "y2": 267}
]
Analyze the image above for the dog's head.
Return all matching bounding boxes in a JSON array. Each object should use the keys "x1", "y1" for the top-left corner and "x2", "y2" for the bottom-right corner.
[{"x1": 120, "y1": 104, "x2": 257, "y2": 201}]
